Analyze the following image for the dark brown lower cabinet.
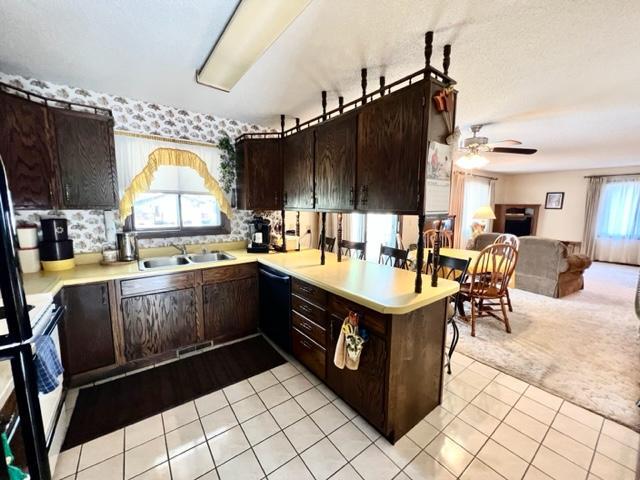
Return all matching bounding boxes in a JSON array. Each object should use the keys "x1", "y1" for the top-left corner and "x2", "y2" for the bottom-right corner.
[
  {"x1": 203, "y1": 277, "x2": 258, "y2": 343},
  {"x1": 59, "y1": 282, "x2": 116, "y2": 376},
  {"x1": 121, "y1": 288, "x2": 198, "y2": 361}
]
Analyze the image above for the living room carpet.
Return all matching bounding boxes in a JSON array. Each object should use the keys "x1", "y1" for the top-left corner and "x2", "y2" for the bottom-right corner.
[{"x1": 453, "y1": 261, "x2": 640, "y2": 431}]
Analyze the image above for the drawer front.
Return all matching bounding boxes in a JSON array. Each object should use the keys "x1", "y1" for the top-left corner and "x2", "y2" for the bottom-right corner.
[
  {"x1": 120, "y1": 271, "x2": 195, "y2": 297},
  {"x1": 292, "y1": 294, "x2": 326, "y2": 328},
  {"x1": 292, "y1": 327, "x2": 326, "y2": 380},
  {"x1": 292, "y1": 278, "x2": 327, "y2": 307},
  {"x1": 292, "y1": 311, "x2": 326, "y2": 346},
  {"x1": 328, "y1": 294, "x2": 387, "y2": 337},
  {"x1": 202, "y1": 263, "x2": 257, "y2": 284}
]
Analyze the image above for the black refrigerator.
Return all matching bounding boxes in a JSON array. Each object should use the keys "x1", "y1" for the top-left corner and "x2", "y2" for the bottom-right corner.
[{"x1": 0, "y1": 156, "x2": 53, "y2": 479}]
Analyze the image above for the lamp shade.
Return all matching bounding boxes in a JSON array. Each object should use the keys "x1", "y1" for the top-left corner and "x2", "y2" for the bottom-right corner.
[{"x1": 472, "y1": 205, "x2": 496, "y2": 220}]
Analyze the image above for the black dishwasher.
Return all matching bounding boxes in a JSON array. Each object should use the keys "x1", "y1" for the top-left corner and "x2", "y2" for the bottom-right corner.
[{"x1": 258, "y1": 265, "x2": 291, "y2": 352}]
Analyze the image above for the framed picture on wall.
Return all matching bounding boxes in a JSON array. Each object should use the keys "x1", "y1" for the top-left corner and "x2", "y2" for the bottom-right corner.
[{"x1": 545, "y1": 192, "x2": 564, "y2": 209}]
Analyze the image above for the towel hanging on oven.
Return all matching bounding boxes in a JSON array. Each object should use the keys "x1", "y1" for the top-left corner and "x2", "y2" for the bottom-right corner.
[
  {"x1": 333, "y1": 311, "x2": 366, "y2": 371},
  {"x1": 34, "y1": 335, "x2": 63, "y2": 394}
]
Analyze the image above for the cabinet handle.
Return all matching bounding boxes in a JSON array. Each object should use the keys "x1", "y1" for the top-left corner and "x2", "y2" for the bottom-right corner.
[
  {"x1": 300, "y1": 321, "x2": 313, "y2": 332},
  {"x1": 300, "y1": 340, "x2": 312, "y2": 350},
  {"x1": 349, "y1": 187, "x2": 354, "y2": 205},
  {"x1": 101, "y1": 285, "x2": 107, "y2": 305},
  {"x1": 299, "y1": 286, "x2": 313, "y2": 294},
  {"x1": 363, "y1": 185, "x2": 369, "y2": 205},
  {"x1": 63, "y1": 184, "x2": 71, "y2": 203},
  {"x1": 298, "y1": 303, "x2": 312, "y2": 314},
  {"x1": 283, "y1": 192, "x2": 288, "y2": 205}
]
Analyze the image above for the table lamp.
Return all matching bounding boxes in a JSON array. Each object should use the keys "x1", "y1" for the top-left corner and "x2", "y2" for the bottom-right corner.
[{"x1": 471, "y1": 205, "x2": 496, "y2": 237}]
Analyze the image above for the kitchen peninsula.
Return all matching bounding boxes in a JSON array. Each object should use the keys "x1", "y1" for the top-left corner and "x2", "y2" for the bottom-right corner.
[{"x1": 21, "y1": 247, "x2": 458, "y2": 443}]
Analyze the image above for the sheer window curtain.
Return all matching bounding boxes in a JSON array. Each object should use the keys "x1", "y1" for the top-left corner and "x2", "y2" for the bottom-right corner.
[{"x1": 460, "y1": 176, "x2": 494, "y2": 247}]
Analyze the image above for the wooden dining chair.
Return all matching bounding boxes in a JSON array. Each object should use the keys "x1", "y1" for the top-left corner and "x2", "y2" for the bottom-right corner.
[
  {"x1": 340, "y1": 239, "x2": 366, "y2": 260},
  {"x1": 378, "y1": 245, "x2": 409, "y2": 269},
  {"x1": 460, "y1": 243, "x2": 518, "y2": 337},
  {"x1": 318, "y1": 236, "x2": 336, "y2": 252},
  {"x1": 494, "y1": 233, "x2": 519, "y2": 311},
  {"x1": 425, "y1": 229, "x2": 454, "y2": 248},
  {"x1": 425, "y1": 252, "x2": 470, "y2": 374}
]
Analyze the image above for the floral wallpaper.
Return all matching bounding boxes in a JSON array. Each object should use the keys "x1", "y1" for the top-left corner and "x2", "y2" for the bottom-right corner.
[{"x1": 0, "y1": 71, "x2": 277, "y2": 253}]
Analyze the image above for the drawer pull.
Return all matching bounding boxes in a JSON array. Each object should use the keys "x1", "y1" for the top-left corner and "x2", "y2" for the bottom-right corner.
[
  {"x1": 300, "y1": 321, "x2": 313, "y2": 332},
  {"x1": 299, "y1": 286, "x2": 313, "y2": 294},
  {"x1": 300, "y1": 340, "x2": 312, "y2": 349},
  {"x1": 298, "y1": 304, "x2": 312, "y2": 314}
]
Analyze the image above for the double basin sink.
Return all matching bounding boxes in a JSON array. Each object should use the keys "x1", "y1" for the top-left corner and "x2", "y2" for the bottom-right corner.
[{"x1": 139, "y1": 251, "x2": 236, "y2": 271}]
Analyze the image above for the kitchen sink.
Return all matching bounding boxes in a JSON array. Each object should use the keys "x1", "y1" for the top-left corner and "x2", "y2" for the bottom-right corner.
[{"x1": 188, "y1": 251, "x2": 235, "y2": 263}]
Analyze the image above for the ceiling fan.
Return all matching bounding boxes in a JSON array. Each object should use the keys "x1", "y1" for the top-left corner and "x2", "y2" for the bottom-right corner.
[{"x1": 455, "y1": 124, "x2": 537, "y2": 169}]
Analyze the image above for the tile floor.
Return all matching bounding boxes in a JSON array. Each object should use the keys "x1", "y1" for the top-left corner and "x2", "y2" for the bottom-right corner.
[{"x1": 53, "y1": 352, "x2": 639, "y2": 480}]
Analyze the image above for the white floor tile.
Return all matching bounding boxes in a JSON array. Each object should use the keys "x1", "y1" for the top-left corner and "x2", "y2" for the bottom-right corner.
[
  {"x1": 258, "y1": 383, "x2": 292, "y2": 409},
  {"x1": 460, "y1": 458, "x2": 506, "y2": 480},
  {"x1": 53, "y1": 446, "x2": 80, "y2": 480},
  {"x1": 558, "y1": 402, "x2": 603, "y2": 432},
  {"x1": 514, "y1": 397, "x2": 556, "y2": 425},
  {"x1": 458, "y1": 404, "x2": 500, "y2": 436},
  {"x1": 404, "y1": 451, "x2": 456, "y2": 480},
  {"x1": 222, "y1": 380, "x2": 255, "y2": 404},
  {"x1": 452, "y1": 353, "x2": 474, "y2": 367},
  {"x1": 132, "y1": 461, "x2": 172, "y2": 479},
  {"x1": 442, "y1": 417, "x2": 488, "y2": 455},
  {"x1": 282, "y1": 373, "x2": 313, "y2": 396},
  {"x1": 440, "y1": 391, "x2": 469, "y2": 415},
  {"x1": 328, "y1": 422, "x2": 372, "y2": 461},
  {"x1": 170, "y1": 442, "x2": 215, "y2": 480},
  {"x1": 352, "y1": 415, "x2": 381, "y2": 441},
  {"x1": 331, "y1": 463, "x2": 363, "y2": 480},
  {"x1": 165, "y1": 420, "x2": 205, "y2": 458},
  {"x1": 162, "y1": 402, "x2": 198, "y2": 432},
  {"x1": 601, "y1": 419, "x2": 640, "y2": 451},
  {"x1": 477, "y1": 439, "x2": 528, "y2": 480},
  {"x1": 472, "y1": 391, "x2": 512, "y2": 420},
  {"x1": 310, "y1": 402, "x2": 349, "y2": 434},
  {"x1": 446, "y1": 378, "x2": 481, "y2": 402},
  {"x1": 523, "y1": 386, "x2": 562, "y2": 411},
  {"x1": 503, "y1": 409, "x2": 549, "y2": 442},
  {"x1": 200, "y1": 406, "x2": 238, "y2": 439},
  {"x1": 333, "y1": 398, "x2": 358, "y2": 419},
  {"x1": 551, "y1": 414, "x2": 599, "y2": 449},
  {"x1": 406, "y1": 420, "x2": 439, "y2": 448},
  {"x1": 268, "y1": 456, "x2": 314, "y2": 480},
  {"x1": 241, "y1": 411, "x2": 280, "y2": 445},
  {"x1": 270, "y1": 397, "x2": 306, "y2": 428},
  {"x1": 76, "y1": 454, "x2": 123, "y2": 480},
  {"x1": 78, "y1": 429, "x2": 124, "y2": 470},
  {"x1": 351, "y1": 443, "x2": 400, "y2": 480},
  {"x1": 316, "y1": 382, "x2": 338, "y2": 401},
  {"x1": 494, "y1": 373, "x2": 528, "y2": 394},
  {"x1": 194, "y1": 390, "x2": 228, "y2": 417},
  {"x1": 254, "y1": 431, "x2": 296, "y2": 474},
  {"x1": 424, "y1": 406, "x2": 455, "y2": 431},
  {"x1": 589, "y1": 452, "x2": 635, "y2": 480},
  {"x1": 126, "y1": 415, "x2": 164, "y2": 450},
  {"x1": 231, "y1": 394, "x2": 266, "y2": 423},
  {"x1": 523, "y1": 466, "x2": 554, "y2": 479},
  {"x1": 271, "y1": 363, "x2": 300, "y2": 382},
  {"x1": 456, "y1": 369, "x2": 493, "y2": 390},
  {"x1": 467, "y1": 361, "x2": 501, "y2": 380},
  {"x1": 125, "y1": 436, "x2": 167, "y2": 479},
  {"x1": 208, "y1": 424, "x2": 249, "y2": 465},
  {"x1": 532, "y1": 446, "x2": 588, "y2": 480},
  {"x1": 491, "y1": 423, "x2": 539, "y2": 462},
  {"x1": 483, "y1": 381, "x2": 522, "y2": 406},
  {"x1": 247, "y1": 370, "x2": 279, "y2": 392},
  {"x1": 596, "y1": 433, "x2": 638, "y2": 471},
  {"x1": 375, "y1": 435, "x2": 420, "y2": 469},
  {"x1": 542, "y1": 429, "x2": 593, "y2": 470},
  {"x1": 425, "y1": 433, "x2": 473, "y2": 477},
  {"x1": 284, "y1": 416, "x2": 325, "y2": 453},
  {"x1": 300, "y1": 437, "x2": 347, "y2": 480},
  {"x1": 196, "y1": 470, "x2": 219, "y2": 480},
  {"x1": 295, "y1": 387, "x2": 330, "y2": 414}
]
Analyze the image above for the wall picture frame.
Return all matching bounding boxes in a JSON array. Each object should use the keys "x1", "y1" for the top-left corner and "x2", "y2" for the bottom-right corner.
[{"x1": 545, "y1": 192, "x2": 564, "y2": 209}]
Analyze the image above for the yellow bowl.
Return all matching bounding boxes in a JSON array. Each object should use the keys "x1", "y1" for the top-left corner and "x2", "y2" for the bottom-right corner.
[{"x1": 41, "y1": 258, "x2": 75, "y2": 272}]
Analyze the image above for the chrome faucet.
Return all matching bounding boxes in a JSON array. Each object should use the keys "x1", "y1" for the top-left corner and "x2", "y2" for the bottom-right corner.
[{"x1": 170, "y1": 243, "x2": 187, "y2": 255}]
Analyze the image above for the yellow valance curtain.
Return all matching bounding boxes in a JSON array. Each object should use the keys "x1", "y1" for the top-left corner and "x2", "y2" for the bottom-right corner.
[{"x1": 119, "y1": 147, "x2": 232, "y2": 220}]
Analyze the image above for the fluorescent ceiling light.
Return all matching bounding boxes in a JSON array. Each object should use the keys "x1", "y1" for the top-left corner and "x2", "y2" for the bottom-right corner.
[{"x1": 197, "y1": 0, "x2": 311, "y2": 92}]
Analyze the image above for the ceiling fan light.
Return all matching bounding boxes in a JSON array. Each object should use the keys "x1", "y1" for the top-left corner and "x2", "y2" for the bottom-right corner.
[{"x1": 455, "y1": 153, "x2": 489, "y2": 170}]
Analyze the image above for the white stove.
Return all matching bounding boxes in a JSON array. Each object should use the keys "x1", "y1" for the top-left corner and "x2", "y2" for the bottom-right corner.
[{"x1": 0, "y1": 292, "x2": 54, "y2": 336}]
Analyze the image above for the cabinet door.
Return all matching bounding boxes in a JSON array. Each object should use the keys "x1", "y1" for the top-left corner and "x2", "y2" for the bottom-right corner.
[
  {"x1": 315, "y1": 113, "x2": 357, "y2": 211},
  {"x1": 0, "y1": 92, "x2": 57, "y2": 208},
  {"x1": 53, "y1": 108, "x2": 118, "y2": 209},
  {"x1": 283, "y1": 129, "x2": 315, "y2": 209},
  {"x1": 357, "y1": 82, "x2": 425, "y2": 212},
  {"x1": 327, "y1": 313, "x2": 387, "y2": 430},
  {"x1": 60, "y1": 283, "x2": 115, "y2": 376},
  {"x1": 203, "y1": 277, "x2": 258, "y2": 343},
  {"x1": 241, "y1": 139, "x2": 282, "y2": 210},
  {"x1": 121, "y1": 288, "x2": 198, "y2": 361}
]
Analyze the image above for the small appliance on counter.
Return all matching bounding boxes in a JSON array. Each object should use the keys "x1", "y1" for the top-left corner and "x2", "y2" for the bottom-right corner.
[
  {"x1": 16, "y1": 223, "x2": 40, "y2": 273},
  {"x1": 247, "y1": 216, "x2": 271, "y2": 253},
  {"x1": 116, "y1": 231, "x2": 138, "y2": 262},
  {"x1": 39, "y1": 217, "x2": 74, "y2": 271}
]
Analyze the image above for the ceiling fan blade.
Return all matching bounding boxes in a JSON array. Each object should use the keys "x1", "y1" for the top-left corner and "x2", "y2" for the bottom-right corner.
[
  {"x1": 491, "y1": 147, "x2": 537, "y2": 155},
  {"x1": 488, "y1": 139, "x2": 522, "y2": 147}
]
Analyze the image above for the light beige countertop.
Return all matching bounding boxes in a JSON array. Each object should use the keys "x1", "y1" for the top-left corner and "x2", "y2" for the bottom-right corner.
[{"x1": 21, "y1": 247, "x2": 459, "y2": 315}]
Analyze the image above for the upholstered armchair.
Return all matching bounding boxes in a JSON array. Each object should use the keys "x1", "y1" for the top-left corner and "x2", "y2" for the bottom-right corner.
[
  {"x1": 515, "y1": 237, "x2": 592, "y2": 298},
  {"x1": 467, "y1": 232, "x2": 500, "y2": 251}
]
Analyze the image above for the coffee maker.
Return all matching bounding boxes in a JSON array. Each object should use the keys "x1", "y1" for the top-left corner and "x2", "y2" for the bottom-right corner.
[{"x1": 247, "y1": 216, "x2": 271, "y2": 253}]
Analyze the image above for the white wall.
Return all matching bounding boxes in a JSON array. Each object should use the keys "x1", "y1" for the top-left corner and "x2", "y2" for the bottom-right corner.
[{"x1": 496, "y1": 166, "x2": 639, "y2": 241}]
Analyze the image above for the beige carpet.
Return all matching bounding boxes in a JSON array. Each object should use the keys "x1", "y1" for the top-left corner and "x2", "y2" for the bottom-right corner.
[{"x1": 453, "y1": 261, "x2": 640, "y2": 432}]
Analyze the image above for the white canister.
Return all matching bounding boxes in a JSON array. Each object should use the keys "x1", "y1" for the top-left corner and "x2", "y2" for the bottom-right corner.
[
  {"x1": 18, "y1": 248, "x2": 41, "y2": 273},
  {"x1": 17, "y1": 226, "x2": 38, "y2": 249}
]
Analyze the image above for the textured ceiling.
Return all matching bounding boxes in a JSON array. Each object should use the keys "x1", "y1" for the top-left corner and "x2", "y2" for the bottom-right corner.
[{"x1": 1, "y1": 0, "x2": 639, "y2": 173}]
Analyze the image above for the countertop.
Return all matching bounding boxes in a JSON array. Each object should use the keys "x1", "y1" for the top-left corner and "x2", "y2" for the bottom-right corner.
[{"x1": 21, "y1": 249, "x2": 459, "y2": 315}]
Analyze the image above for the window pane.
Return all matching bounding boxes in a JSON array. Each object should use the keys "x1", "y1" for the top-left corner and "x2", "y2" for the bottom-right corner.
[
  {"x1": 133, "y1": 193, "x2": 180, "y2": 230},
  {"x1": 180, "y1": 194, "x2": 221, "y2": 227}
]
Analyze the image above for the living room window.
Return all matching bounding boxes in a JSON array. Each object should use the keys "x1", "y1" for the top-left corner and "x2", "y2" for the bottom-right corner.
[{"x1": 596, "y1": 179, "x2": 640, "y2": 239}]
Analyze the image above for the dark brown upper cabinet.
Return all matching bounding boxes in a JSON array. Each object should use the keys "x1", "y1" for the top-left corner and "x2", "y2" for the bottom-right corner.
[
  {"x1": 315, "y1": 112, "x2": 357, "y2": 211},
  {"x1": 283, "y1": 128, "x2": 315, "y2": 210},
  {"x1": 0, "y1": 91, "x2": 58, "y2": 208},
  {"x1": 357, "y1": 82, "x2": 425, "y2": 213},
  {"x1": 236, "y1": 138, "x2": 283, "y2": 210},
  {"x1": 53, "y1": 109, "x2": 118, "y2": 209}
]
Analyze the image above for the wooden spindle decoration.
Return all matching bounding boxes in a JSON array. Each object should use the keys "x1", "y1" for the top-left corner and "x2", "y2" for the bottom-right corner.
[
  {"x1": 431, "y1": 220, "x2": 441, "y2": 287},
  {"x1": 361, "y1": 68, "x2": 367, "y2": 104},
  {"x1": 320, "y1": 212, "x2": 327, "y2": 265},
  {"x1": 280, "y1": 114, "x2": 285, "y2": 134},
  {"x1": 443, "y1": 44, "x2": 451, "y2": 76},
  {"x1": 425, "y1": 31, "x2": 434, "y2": 70},
  {"x1": 338, "y1": 96, "x2": 344, "y2": 113},
  {"x1": 280, "y1": 113, "x2": 286, "y2": 253},
  {"x1": 379, "y1": 76, "x2": 386, "y2": 97},
  {"x1": 296, "y1": 117, "x2": 300, "y2": 132},
  {"x1": 321, "y1": 91, "x2": 327, "y2": 121},
  {"x1": 296, "y1": 212, "x2": 301, "y2": 251},
  {"x1": 337, "y1": 212, "x2": 343, "y2": 262},
  {"x1": 415, "y1": 214, "x2": 426, "y2": 293}
]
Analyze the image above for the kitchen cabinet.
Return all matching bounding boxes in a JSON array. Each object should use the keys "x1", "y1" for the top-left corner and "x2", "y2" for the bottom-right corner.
[
  {"x1": 52, "y1": 108, "x2": 118, "y2": 209},
  {"x1": 59, "y1": 282, "x2": 116, "y2": 376},
  {"x1": 315, "y1": 112, "x2": 357, "y2": 211},
  {"x1": 283, "y1": 128, "x2": 315, "y2": 210},
  {"x1": 0, "y1": 91, "x2": 58, "y2": 208},
  {"x1": 357, "y1": 82, "x2": 425, "y2": 213},
  {"x1": 236, "y1": 138, "x2": 283, "y2": 210}
]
